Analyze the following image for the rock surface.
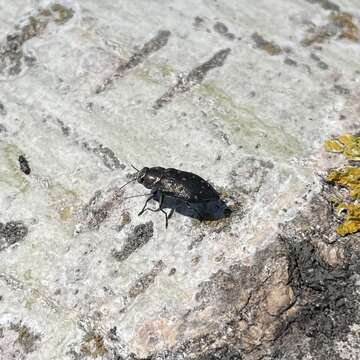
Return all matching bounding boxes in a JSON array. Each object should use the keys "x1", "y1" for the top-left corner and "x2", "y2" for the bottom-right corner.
[{"x1": 0, "y1": 0, "x2": 359, "y2": 359}]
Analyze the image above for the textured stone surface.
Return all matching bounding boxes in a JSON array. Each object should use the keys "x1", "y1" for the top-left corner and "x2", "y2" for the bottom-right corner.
[{"x1": 0, "y1": 0, "x2": 359, "y2": 359}]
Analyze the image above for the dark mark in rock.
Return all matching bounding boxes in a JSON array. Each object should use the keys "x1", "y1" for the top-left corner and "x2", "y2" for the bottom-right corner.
[
  {"x1": 193, "y1": 16, "x2": 205, "y2": 28},
  {"x1": 45, "y1": 115, "x2": 124, "y2": 170},
  {"x1": 18, "y1": 155, "x2": 31, "y2": 175},
  {"x1": 128, "y1": 260, "x2": 166, "y2": 299},
  {"x1": 112, "y1": 221, "x2": 154, "y2": 262},
  {"x1": 96, "y1": 30, "x2": 171, "y2": 94},
  {"x1": 333, "y1": 84, "x2": 350, "y2": 95},
  {"x1": 284, "y1": 58, "x2": 298, "y2": 66},
  {"x1": 224, "y1": 32, "x2": 235, "y2": 40},
  {"x1": 310, "y1": 53, "x2": 329, "y2": 69},
  {"x1": 9, "y1": 322, "x2": 41, "y2": 353},
  {"x1": 56, "y1": 118, "x2": 71, "y2": 136},
  {"x1": 0, "y1": 102, "x2": 6, "y2": 116},
  {"x1": 213, "y1": 22, "x2": 235, "y2": 41},
  {"x1": 75, "y1": 188, "x2": 123, "y2": 234},
  {"x1": 0, "y1": 4, "x2": 74, "y2": 77},
  {"x1": 213, "y1": 22, "x2": 228, "y2": 34},
  {"x1": 93, "y1": 144, "x2": 122, "y2": 170},
  {"x1": 0, "y1": 221, "x2": 28, "y2": 251},
  {"x1": 304, "y1": 0, "x2": 340, "y2": 12},
  {"x1": 168, "y1": 267, "x2": 176, "y2": 276},
  {"x1": 153, "y1": 48, "x2": 231, "y2": 110},
  {"x1": 252, "y1": 32, "x2": 282, "y2": 55}
]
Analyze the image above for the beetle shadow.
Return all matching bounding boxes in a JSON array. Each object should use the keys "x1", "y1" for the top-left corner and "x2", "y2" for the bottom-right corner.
[{"x1": 157, "y1": 195, "x2": 232, "y2": 222}]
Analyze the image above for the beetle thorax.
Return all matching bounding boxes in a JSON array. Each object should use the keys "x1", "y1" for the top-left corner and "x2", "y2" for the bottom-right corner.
[{"x1": 137, "y1": 167, "x2": 164, "y2": 189}]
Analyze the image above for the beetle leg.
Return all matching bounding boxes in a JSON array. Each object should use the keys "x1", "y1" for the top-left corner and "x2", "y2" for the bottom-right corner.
[
  {"x1": 138, "y1": 194, "x2": 155, "y2": 216},
  {"x1": 168, "y1": 208, "x2": 175, "y2": 220},
  {"x1": 160, "y1": 209, "x2": 169, "y2": 228}
]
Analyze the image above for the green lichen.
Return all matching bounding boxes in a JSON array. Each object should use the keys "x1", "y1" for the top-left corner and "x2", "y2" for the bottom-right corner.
[
  {"x1": 252, "y1": 32, "x2": 282, "y2": 55},
  {"x1": 50, "y1": 3, "x2": 75, "y2": 24},
  {"x1": 330, "y1": 12, "x2": 359, "y2": 41},
  {"x1": 160, "y1": 63, "x2": 174, "y2": 77},
  {"x1": 197, "y1": 83, "x2": 303, "y2": 158},
  {"x1": 325, "y1": 134, "x2": 360, "y2": 160},
  {"x1": 302, "y1": 11, "x2": 359, "y2": 46}
]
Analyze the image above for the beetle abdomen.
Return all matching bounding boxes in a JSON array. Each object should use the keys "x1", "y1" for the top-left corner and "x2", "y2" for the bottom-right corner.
[{"x1": 157, "y1": 168, "x2": 219, "y2": 201}]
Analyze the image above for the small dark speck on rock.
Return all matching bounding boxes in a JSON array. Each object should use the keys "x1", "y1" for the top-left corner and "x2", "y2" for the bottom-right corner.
[
  {"x1": 169, "y1": 268, "x2": 176, "y2": 276},
  {"x1": 18, "y1": 155, "x2": 31, "y2": 175}
]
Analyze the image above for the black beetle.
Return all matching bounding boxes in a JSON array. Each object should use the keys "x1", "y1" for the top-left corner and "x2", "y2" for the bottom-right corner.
[{"x1": 125, "y1": 166, "x2": 231, "y2": 228}]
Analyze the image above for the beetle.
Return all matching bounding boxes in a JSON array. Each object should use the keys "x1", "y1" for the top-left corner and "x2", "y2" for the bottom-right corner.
[{"x1": 124, "y1": 166, "x2": 231, "y2": 228}]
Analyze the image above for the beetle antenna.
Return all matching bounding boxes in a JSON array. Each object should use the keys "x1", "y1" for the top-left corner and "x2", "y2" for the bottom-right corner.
[
  {"x1": 118, "y1": 178, "x2": 137, "y2": 191},
  {"x1": 123, "y1": 193, "x2": 150, "y2": 200},
  {"x1": 131, "y1": 164, "x2": 140, "y2": 172}
]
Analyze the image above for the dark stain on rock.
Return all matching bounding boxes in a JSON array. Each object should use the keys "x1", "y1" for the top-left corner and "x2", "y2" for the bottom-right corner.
[
  {"x1": 18, "y1": 155, "x2": 31, "y2": 175},
  {"x1": 304, "y1": 0, "x2": 340, "y2": 12},
  {"x1": 10, "y1": 323, "x2": 40, "y2": 353},
  {"x1": 213, "y1": 22, "x2": 235, "y2": 40},
  {"x1": 0, "y1": 221, "x2": 28, "y2": 251},
  {"x1": 193, "y1": 16, "x2": 205, "y2": 28},
  {"x1": 284, "y1": 58, "x2": 298, "y2": 66},
  {"x1": 56, "y1": 118, "x2": 71, "y2": 136},
  {"x1": 153, "y1": 48, "x2": 231, "y2": 110},
  {"x1": 133, "y1": 193, "x2": 359, "y2": 360},
  {"x1": 0, "y1": 4, "x2": 74, "y2": 77},
  {"x1": 96, "y1": 30, "x2": 171, "y2": 94},
  {"x1": 76, "y1": 189, "x2": 123, "y2": 234},
  {"x1": 333, "y1": 84, "x2": 350, "y2": 95},
  {"x1": 252, "y1": 32, "x2": 282, "y2": 55},
  {"x1": 93, "y1": 144, "x2": 122, "y2": 170},
  {"x1": 0, "y1": 102, "x2": 6, "y2": 116},
  {"x1": 112, "y1": 221, "x2": 154, "y2": 262},
  {"x1": 82, "y1": 141, "x2": 123, "y2": 170},
  {"x1": 213, "y1": 22, "x2": 228, "y2": 34},
  {"x1": 0, "y1": 123, "x2": 7, "y2": 134},
  {"x1": 310, "y1": 53, "x2": 329, "y2": 69},
  {"x1": 128, "y1": 260, "x2": 165, "y2": 299},
  {"x1": 168, "y1": 267, "x2": 176, "y2": 276}
]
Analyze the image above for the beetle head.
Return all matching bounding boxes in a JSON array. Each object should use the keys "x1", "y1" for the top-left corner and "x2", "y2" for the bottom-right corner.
[{"x1": 137, "y1": 167, "x2": 163, "y2": 189}]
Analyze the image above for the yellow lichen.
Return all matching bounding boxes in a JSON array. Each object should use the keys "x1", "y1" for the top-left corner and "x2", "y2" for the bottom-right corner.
[
  {"x1": 325, "y1": 133, "x2": 360, "y2": 236},
  {"x1": 327, "y1": 166, "x2": 360, "y2": 199},
  {"x1": 324, "y1": 134, "x2": 360, "y2": 160},
  {"x1": 336, "y1": 203, "x2": 360, "y2": 236}
]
